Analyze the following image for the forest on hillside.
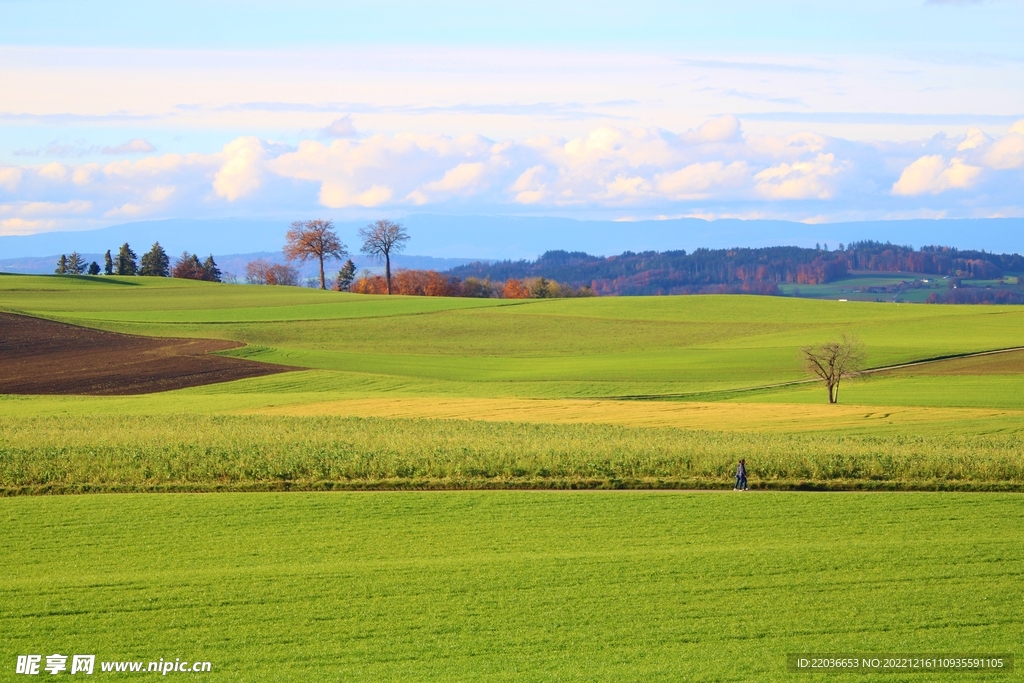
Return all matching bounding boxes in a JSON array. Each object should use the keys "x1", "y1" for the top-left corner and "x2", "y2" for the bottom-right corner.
[{"x1": 445, "y1": 242, "x2": 1024, "y2": 296}]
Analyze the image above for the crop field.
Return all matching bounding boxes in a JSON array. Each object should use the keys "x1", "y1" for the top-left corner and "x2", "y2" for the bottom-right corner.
[
  {"x1": 2, "y1": 492, "x2": 1022, "y2": 682},
  {"x1": 2, "y1": 273, "x2": 1023, "y2": 680}
]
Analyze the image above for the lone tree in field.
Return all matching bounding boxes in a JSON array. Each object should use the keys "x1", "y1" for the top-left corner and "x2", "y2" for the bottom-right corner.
[
  {"x1": 359, "y1": 219, "x2": 409, "y2": 294},
  {"x1": 802, "y1": 335, "x2": 865, "y2": 404},
  {"x1": 284, "y1": 219, "x2": 347, "y2": 290},
  {"x1": 139, "y1": 242, "x2": 170, "y2": 277}
]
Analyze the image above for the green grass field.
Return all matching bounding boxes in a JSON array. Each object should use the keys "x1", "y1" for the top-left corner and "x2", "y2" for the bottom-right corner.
[
  {"x1": 2, "y1": 273, "x2": 1024, "y2": 492},
  {"x1": 3, "y1": 492, "x2": 1021, "y2": 682},
  {"x1": 2, "y1": 274, "x2": 1023, "y2": 681}
]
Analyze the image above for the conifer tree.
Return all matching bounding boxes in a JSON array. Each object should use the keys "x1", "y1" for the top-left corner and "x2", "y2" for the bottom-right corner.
[
  {"x1": 103, "y1": 250, "x2": 113, "y2": 275},
  {"x1": 335, "y1": 259, "x2": 356, "y2": 291},
  {"x1": 88, "y1": 261, "x2": 101, "y2": 275},
  {"x1": 116, "y1": 243, "x2": 138, "y2": 275},
  {"x1": 139, "y1": 242, "x2": 170, "y2": 277},
  {"x1": 201, "y1": 255, "x2": 222, "y2": 282},
  {"x1": 67, "y1": 251, "x2": 87, "y2": 274},
  {"x1": 55, "y1": 254, "x2": 68, "y2": 274}
]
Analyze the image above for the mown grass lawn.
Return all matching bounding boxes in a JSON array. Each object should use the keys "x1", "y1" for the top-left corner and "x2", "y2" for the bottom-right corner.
[{"x1": 2, "y1": 491, "x2": 1021, "y2": 682}]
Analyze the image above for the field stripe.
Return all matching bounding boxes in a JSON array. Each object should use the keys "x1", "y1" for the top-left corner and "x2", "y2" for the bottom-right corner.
[{"x1": 243, "y1": 397, "x2": 1024, "y2": 432}]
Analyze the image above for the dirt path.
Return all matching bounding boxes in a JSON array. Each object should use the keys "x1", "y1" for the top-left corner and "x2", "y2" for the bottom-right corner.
[{"x1": 0, "y1": 312, "x2": 293, "y2": 395}]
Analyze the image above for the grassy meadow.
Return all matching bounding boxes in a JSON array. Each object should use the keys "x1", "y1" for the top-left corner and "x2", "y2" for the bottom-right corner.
[
  {"x1": 2, "y1": 273, "x2": 1023, "y2": 681},
  {"x1": 3, "y1": 492, "x2": 1022, "y2": 682}
]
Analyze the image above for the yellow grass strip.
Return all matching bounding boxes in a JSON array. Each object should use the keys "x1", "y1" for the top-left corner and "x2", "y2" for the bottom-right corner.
[{"x1": 242, "y1": 397, "x2": 1024, "y2": 432}]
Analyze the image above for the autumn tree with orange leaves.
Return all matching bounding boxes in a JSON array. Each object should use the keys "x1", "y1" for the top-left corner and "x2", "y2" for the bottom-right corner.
[
  {"x1": 284, "y1": 219, "x2": 347, "y2": 290},
  {"x1": 501, "y1": 279, "x2": 530, "y2": 299}
]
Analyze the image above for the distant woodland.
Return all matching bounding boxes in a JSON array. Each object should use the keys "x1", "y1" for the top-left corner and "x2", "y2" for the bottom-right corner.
[{"x1": 446, "y1": 242, "x2": 1024, "y2": 297}]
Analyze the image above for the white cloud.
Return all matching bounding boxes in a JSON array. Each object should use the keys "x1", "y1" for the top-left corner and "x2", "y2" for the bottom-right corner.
[
  {"x1": 322, "y1": 116, "x2": 358, "y2": 139},
  {"x1": 267, "y1": 133, "x2": 492, "y2": 208},
  {"x1": 103, "y1": 153, "x2": 213, "y2": 178},
  {"x1": 0, "y1": 200, "x2": 92, "y2": 217},
  {"x1": 421, "y1": 162, "x2": 487, "y2": 194},
  {"x1": 0, "y1": 167, "x2": 22, "y2": 191},
  {"x1": 319, "y1": 182, "x2": 393, "y2": 208},
  {"x1": 0, "y1": 218, "x2": 60, "y2": 235},
  {"x1": 72, "y1": 164, "x2": 101, "y2": 186},
  {"x1": 38, "y1": 162, "x2": 69, "y2": 181},
  {"x1": 656, "y1": 161, "x2": 749, "y2": 200},
  {"x1": 604, "y1": 175, "x2": 653, "y2": 200},
  {"x1": 755, "y1": 153, "x2": 844, "y2": 199},
  {"x1": 681, "y1": 115, "x2": 742, "y2": 144},
  {"x1": 957, "y1": 127, "x2": 991, "y2": 151},
  {"x1": 2, "y1": 117, "x2": 1024, "y2": 232},
  {"x1": 509, "y1": 165, "x2": 550, "y2": 204},
  {"x1": 981, "y1": 133, "x2": 1024, "y2": 170},
  {"x1": 213, "y1": 136, "x2": 265, "y2": 201},
  {"x1": 891, "y1": 155, "x2": 982, "y2": 195}
]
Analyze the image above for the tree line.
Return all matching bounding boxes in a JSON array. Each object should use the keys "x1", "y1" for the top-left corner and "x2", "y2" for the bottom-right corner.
[
  {"x1": 264, "y1": 218, "x2": 592, "y2": 298},
  {"x1": 445, "y1": 242, "x2": 1024, "y2": 296},
  {"x1": 348, "y1": 272, "x2": 592, "y2": 298},
  {"x1": 55, "y1": 243, "x2": 222, "y2": 281}
]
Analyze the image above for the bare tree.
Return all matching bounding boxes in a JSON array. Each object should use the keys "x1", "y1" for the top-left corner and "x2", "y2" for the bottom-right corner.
[
  {"x1": 245, "y1": 259, "x2": 299, "y2": 286},
  {"x1": 284, "y1": 219, "x2": 347, "y2": 290},
  {"x1": 359, "y1": 219, "x2": 409, "y2": 294},
  {"x1": 802, "y1": 335, "x2": 865, "y2": 404}
]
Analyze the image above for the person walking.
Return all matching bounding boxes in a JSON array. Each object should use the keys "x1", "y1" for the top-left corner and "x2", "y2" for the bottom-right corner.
[{"x1": 734, "y1": 459, "x2": 748, "y2": 491}]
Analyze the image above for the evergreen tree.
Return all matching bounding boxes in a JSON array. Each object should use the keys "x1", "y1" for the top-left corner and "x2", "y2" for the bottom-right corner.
[
  {"x1": 335, "y1": 259, "x2": 356, "y2": 291},
  {"x1": 139, "y1": 242, "x2": 170, "y2": 277},
  {"x1": 201, "y1": 255, "x2": 222, "y2": 282},
  {"x1": 88, "y1": 261, "x2": 101, "y2": 275},
  {"x1": 55, "y1": 254, "x2": 68, "y2": 274},
  {"x1": 103, "y1": 250, "x2": 113, "y2": 275},
  {"x1": 67, "y1": 251, "x2": 87, "y2": 274},
  {"x1": 116, "y1": 243, "x2": 138, "y2": 275}
]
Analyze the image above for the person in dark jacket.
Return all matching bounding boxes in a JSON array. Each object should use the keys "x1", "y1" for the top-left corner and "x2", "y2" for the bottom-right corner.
[{"x1": 734, "y1": 459, "x2": 747, "y2": 490}]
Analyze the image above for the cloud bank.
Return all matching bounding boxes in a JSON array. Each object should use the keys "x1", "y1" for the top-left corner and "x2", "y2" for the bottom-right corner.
[{"x1": 2, "y1": 116, "x2": 1024, "y2": 235}]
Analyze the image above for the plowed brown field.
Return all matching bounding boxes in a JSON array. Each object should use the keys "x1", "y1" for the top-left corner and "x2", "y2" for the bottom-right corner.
[{"x1": 0, "y1": 312, "x2": 292, "y2": 395}]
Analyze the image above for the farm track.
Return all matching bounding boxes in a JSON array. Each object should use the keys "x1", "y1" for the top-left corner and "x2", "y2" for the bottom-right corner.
[{"x1": 0, "y1": 312, "x2": 293, "y2": 395}]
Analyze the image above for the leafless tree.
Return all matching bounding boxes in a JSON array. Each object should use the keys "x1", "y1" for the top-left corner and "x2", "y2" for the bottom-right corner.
[
  {"x1": 359, "y1": 219, "x2": 409, "y2": 294},
  {"x1": 284, "y1": 219, "x2": 347, "y2": 290},
  {"x1": 245, "y1": 259, "x2": 299, "y2": 286},
  {"x1": 802, "y1": 335, "x2": 865, "y2": 404}
]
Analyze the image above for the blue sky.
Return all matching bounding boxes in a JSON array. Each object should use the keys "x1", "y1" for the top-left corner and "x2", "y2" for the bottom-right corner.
[{"x1": 1, "y1": 0, "x2": 1023, "y2": 236}]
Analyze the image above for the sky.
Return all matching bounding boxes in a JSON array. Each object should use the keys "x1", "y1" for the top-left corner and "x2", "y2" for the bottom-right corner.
[{"x1": 1, "y1": 0, "x2": 1023, "y2": 238}]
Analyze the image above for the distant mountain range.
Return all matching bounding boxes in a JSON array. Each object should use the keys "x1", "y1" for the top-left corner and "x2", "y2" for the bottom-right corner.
[{"x1": 1, "y1": 215, "x2": 1022, "y2": 264}]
